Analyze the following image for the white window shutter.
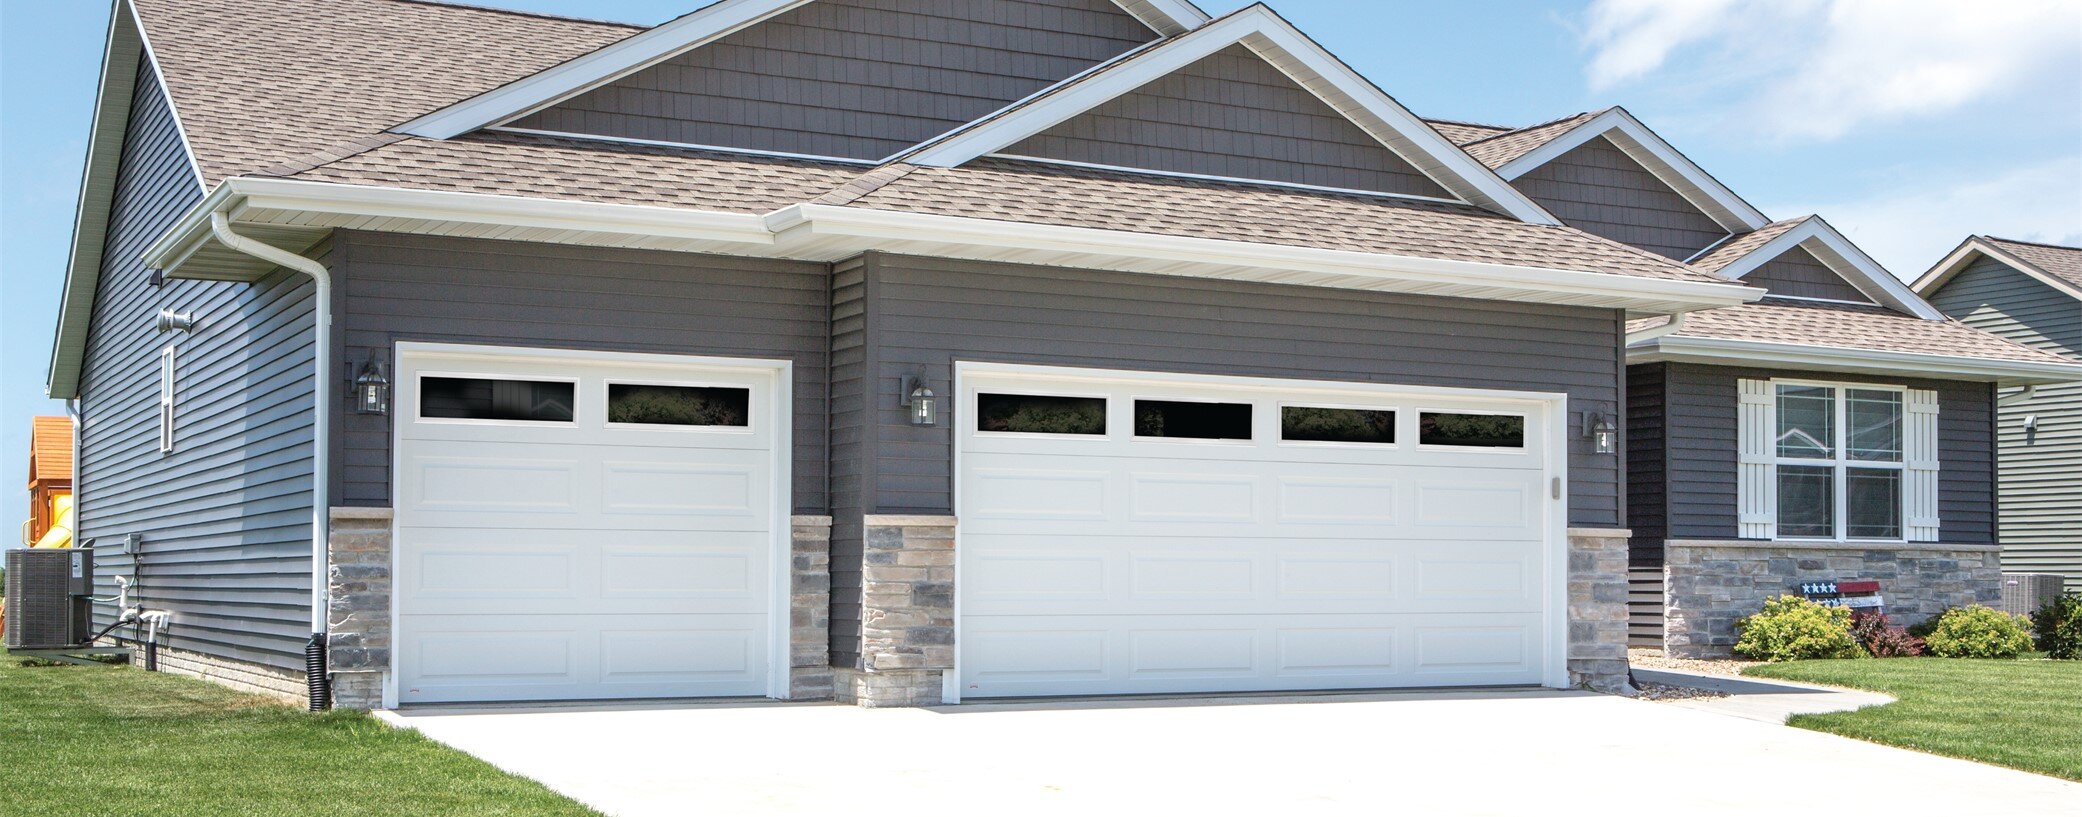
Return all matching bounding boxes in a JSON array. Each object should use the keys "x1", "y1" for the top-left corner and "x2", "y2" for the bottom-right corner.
[
  {"x1": 1737, "y1": 379, "x2": 1775, "y2": 538},
  {"x1": 1904, "y1": 388, "x2": 1941, "y2": 541}
]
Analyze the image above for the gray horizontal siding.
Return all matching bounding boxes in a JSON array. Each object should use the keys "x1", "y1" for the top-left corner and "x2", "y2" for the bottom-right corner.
[
  {"x1": 1656, "y1": 363, "x2": 1994, "y2": 545},
  {"x1": 1004, "y1": 44, "x2": 1452, "y2": 198},
  {"x1": 512, "y1": 0, "x2": 1154, "y2": 160},
  {"x1": 1510, "y1": 135, "x2": 1727, "y2": 261},
  {"x1": 1625, "y1": 363, "x2": 1668, "y2": 568},
  {"x1": 77, "y1": 62, "x2": 318, "y2": 672},
  {"x1": 827, "y1": 252, "x2": 1630, "y2": 665},
  {"x1": 1742, "y1": 245, "x2": 1872, "y2": 303},
  {"x1": 827, "y1": 258, "x2": 868, "y2": 667},
  {"x1": 332, "y1": 231, "x2": 832, "y2": 515},
  {"x1": 1926, "y1": 255, "x2": 2082, "y2": 589}
]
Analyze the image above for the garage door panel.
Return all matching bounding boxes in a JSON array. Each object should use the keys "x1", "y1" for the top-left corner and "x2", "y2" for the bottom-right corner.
[
  {"x1": 1129, "y1": 474, "x2": 1258, "y2": 523},
  {"x1": 965, "y1": 467, "x2": 1113, "y2": 521},
  {"x1": 598, "y1": 462, "x2": 760, "y2": 519},
  {"x1": 407, "y1": 455, "x2": 580, "y2": 518}
]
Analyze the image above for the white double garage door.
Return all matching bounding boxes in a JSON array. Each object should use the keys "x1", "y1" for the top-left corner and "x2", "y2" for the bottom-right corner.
[{"x1": 393, "y1": 347, "x2": 1563, "y2": 704}]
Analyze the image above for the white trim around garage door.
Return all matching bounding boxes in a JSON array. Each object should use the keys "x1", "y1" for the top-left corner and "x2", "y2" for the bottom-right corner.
[
  {"x1": 942, "y1": 362, "x2": 1572, "y2": 703},
  {"x1": 383, "y1": 341, "x2": 794, "y2": 708}
]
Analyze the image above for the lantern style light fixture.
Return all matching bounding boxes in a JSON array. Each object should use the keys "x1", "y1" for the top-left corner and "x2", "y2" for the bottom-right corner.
[
  {"x1": 353, "y1": 359, "x2": 390, "y2": 415},
  {"x1": 900, "y1": 375, "x2": 937, "y2": 426},
  {"x1": 1582, "y1": 411, "x2": 1618, "y2": 454}
]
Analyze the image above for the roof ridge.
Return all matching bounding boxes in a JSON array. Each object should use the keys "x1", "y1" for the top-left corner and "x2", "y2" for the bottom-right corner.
[
  {"x1": 1421, "y1": 115, "x2": 1516, "y2": 130},
  {"x1": 1457, "y1": 110, "x2": 1596, "y2": 148},
  {"x1": 386, "y1": 0, "x2": 646, "y2": 30},
  {"x1": 1980, "y1": 235, "x2": 2082, "y2": 252}
]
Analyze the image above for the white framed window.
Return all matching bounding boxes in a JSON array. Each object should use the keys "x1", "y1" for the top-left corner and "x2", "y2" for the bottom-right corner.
[
  {"x1": 159, "y1": 345, "x2": 177, "y2": 454},
  {"x1": 1737, "y1": 378, "x2": 1939, "y2": 542}
]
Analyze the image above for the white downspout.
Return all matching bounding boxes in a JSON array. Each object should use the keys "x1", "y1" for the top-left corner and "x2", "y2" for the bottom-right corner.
[
  {"x1": 1625, "y1": 312, "x2": 1688, "y2": 344},
  {"x1": 1998, "y1": 384, "x2": 2038, "y2": 407},
  {"x1": 208, "y1": 213, "x2": 330, "y2": 636}
]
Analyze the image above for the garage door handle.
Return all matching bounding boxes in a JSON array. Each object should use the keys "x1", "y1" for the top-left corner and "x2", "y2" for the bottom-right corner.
[{"x1": 1552, "y1": 478, "x2": 1561, "y2": 500}]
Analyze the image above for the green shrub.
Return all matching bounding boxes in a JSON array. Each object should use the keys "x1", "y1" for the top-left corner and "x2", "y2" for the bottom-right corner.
[
  {"x1": 1735, "y1": 595, "x2": 1861, "y2": 662},
  {"x1": 2031, "y1": 593, "x2": 2082, "y2": 660},
  {"x1": 1906, "y1": 609, "x2": 1951, "y2": 639},
  {"x1": 1923, "y1": 605, "x2": 2036, "y2": 659}
]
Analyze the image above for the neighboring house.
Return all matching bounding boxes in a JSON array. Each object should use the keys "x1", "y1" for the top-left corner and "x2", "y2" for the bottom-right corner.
[
  {"x1": 1916, "y1": 237, "x2": 2082, "y2": 592},
  {"x1": 44, "y1": 0, "x2": 2075, "y2": 709},
  {"x1": 1432, "y1": 111, "x2": 2082, "y2": 657}
]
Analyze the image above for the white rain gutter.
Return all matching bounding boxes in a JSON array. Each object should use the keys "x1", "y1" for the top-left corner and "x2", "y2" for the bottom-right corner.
[{"x1": 207, "y1": 212, "x2": 330, "y2": 636}]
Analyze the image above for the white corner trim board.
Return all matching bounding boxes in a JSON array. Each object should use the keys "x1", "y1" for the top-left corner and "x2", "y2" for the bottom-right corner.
[
  {"x1": 1492, "y1": 107, "x2": 1769, "y2": 234},
  {"x1": 1629, "y1": 334, "x2": 2082, "y2": 385},
  {"x1": 898, "y1": 5, "x2": 1558, "y2": 225},
  {"x1": 394, "y1": 0, "x2": 1212, "y2": 139},
  {"x1": 1704, "y1": 218, "x2": 1946, "y2": 320}
]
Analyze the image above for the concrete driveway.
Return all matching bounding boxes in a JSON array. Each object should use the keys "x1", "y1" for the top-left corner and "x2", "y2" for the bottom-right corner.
[{"x1": 381, "y1": 689, "x2": 2079, "y2": 816}]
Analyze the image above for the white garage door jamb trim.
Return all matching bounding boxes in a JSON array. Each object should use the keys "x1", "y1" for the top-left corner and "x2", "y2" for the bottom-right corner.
[
  {"x1": 944, "y1": 361, "x2": 1571, "y2": 703},
  {"x1": 383, "y1": 341, "x2": 794, "y2": 708}
]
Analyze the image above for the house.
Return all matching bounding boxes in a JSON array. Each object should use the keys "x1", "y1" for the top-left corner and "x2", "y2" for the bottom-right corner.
[
  {"x1": 45, "y1": 0, "x2": 2076, "y2": 709},
  {"x1": 1915, "y1": 237, "x2": 2082, "y2": 593}
]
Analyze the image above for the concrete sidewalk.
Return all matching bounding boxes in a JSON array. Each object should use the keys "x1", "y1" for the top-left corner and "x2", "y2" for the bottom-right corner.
[
  {"x1": 379, "y1": 688, "x2": 2079, "y2": 816},
  {"x1": 1632, "y1": 666, "x2": 1896, "y2": 722}
]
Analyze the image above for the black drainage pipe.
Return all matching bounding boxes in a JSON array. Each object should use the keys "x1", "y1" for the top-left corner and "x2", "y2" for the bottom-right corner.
[{"x1": 304, "y1": 633, "x2": 331, "y2": 711}]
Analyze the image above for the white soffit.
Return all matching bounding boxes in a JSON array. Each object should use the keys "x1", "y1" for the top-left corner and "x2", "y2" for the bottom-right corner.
[
  {"x1": 392, "y1": 0, "x2": 1212, "y2": 139},
  {"x1": 1493, "y1": 107, "x2": 1769, "y2": 233},
  {"x1": 1912, "y1": 237, "x2": 2082, "y2": 303},
  {"x1": 898, "y1": 5, "x2": 1561, "y2": 225},
  {"x1": 1710, "y1": 217, "x2": 1947, "y2": 320}
]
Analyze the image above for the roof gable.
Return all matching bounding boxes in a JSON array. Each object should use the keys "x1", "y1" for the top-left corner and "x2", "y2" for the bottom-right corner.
[
  {"x1": 1509, "y1": 133, "x2": 1727, "y2": 261},
  {"x1": 503, "y1": 0, "x2": 1165, "y2": 162},
  {"x1": 1486, "y1": 107, "x2": 1767, "y2": 233},
  {"x1": 1740, "y1": 245, "x2": 1875, "y2": 304},
  {"x1": 1696, "y1": 216, "x2": 1946, "y2": 320},
  {"x1": 1914, "y1": 236, "x2": 2082, "y2": 302},
  {"x1": 398, "y1": 0, "x2": 1209, "y2": 141},
  {"x1": 900, "y1": 4, "x2": 1557, "y2": 222},
  {"x1": 999, "y1": 43, "x2": 1452, "y2": 198}
]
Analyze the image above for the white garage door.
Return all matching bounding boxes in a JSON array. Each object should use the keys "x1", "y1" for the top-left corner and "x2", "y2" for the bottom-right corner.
[
  {"x1": 393, "y1": 345, "x2": 785, "y2": 704},
  {"x1": 956, "y1": 366, "x2": 1562, "y2": 699}
]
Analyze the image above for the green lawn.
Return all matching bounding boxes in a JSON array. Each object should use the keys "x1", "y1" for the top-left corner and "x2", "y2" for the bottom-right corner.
[
  {"x1": 1745, "y1": 658, "x2": 2082, "y2": 781},
  {"x1": 0, "y1": 650, "x2": 598, "y2": 816}
]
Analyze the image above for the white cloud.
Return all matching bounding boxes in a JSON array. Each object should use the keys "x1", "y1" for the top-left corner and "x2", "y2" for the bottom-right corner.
[
  {"x1": 1580, "y1": 0, "x2": 2080, "y2": 141},
  {"x1": 1770, "y1": 155, "x2": 2082, "y2": 280}
]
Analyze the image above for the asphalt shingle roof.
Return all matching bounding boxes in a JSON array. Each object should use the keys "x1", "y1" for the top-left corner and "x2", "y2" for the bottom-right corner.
[
  {"x1": 1688, "y1": 217, "x2": 1810, "y2": 274},
  {"x1": 1460, "y1": 112, "x2": 1598, "y2": 169},
  {"x1": 1981, "y1": 237, "x2": 2082, "y2": 292},
  {"x1": 1631, "y1": 298, "x2": 2077, "y2": 365},
  {"x1": 1424, "y1": 119, "x2": 1513, "y2": 145}
]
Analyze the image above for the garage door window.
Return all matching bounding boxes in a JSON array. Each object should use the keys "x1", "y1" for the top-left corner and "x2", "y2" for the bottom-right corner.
[
  {"x1": 1281, "y1": 406, "x2": 1396, "y2": 445},
  {"x1": 1135, "y1": 399, "x2": 1252, "y2": 440},
  {"x1": 607, "y1": 383, "x2": 750, "y2": 427},
  {"x1": 421, "y1": 376, "x2": 575, "y2": 422},
  {"x1": 1418, "y1": 411, "x2": 1524, "y2": 448},
  {"x1": 976, "y1": 393, "x2": 1107, "y2": 435}
]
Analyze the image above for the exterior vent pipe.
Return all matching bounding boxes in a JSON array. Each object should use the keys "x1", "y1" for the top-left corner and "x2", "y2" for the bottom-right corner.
[{"x1": 204, "y1": 213, "x2": 333, "y2": 711}]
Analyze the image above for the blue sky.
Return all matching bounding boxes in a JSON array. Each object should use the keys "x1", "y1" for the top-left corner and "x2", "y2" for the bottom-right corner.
[{"x1": 2, "y1": 0, "x2": 2078, "y2": 522}]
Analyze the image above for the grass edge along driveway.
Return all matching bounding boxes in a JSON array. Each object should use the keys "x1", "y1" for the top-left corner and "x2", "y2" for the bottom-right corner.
[
  {"x1": 0, "y1": 650, "x2": 599, "y2": 817},
  {"x1": 1744, "y1": 658, "x2": 2081, "y2": 782}
]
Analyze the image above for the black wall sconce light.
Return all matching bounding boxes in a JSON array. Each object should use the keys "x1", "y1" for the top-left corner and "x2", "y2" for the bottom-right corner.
[
  {"x1": 899, "y1": 374, "x2": 938, "y2": 426},
  {"x1": 352, "y1": 358, "x2": 390, "y2": 415},
  {"x1": 1581, "y1": 411, "x2": 1618, "y2": 454}
]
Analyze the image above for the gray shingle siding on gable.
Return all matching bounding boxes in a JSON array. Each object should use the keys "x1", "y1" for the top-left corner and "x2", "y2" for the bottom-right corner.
[
  {"x1": 1926, "y1": 255, "x2": 2082, "y2": 590},
  {"x1": 824, "y1": 251, "x2": 1629, "y2": 667},
  {"x1": 1742, "y1": 245, "x2": 1873, "y2": 303},
  {"x1": 1510, "y1": 134, "x2": 1728, "y2": 261},
  {"x1": 330, "y1": 231, "x2": 833, "y2": 514},
  {"x1": 1626, "y1": 362, "x2": 1995, "y2": 555},
  {"x1": 510, "y1": 0, "x2": 1156, "y2": 160},
  {"x1": 77, "y1": 62, "x2": 319, "y2": 672},
  {"x1": 1002, "y1": 44, "x2": 1454, "y2": 198}
]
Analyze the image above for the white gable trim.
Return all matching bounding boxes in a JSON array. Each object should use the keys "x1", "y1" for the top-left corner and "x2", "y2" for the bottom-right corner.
[
  {"x1": 393, "y1": 0, "x2": 1209, "y2": 140},
  {"x1": 1912, "y1": 237, "x2": 2082, "y2": 303},
  {"x1": 1493, "y1": 107, "x2": 1768, "y2": 233},
  {"x1": 1708, "y1": 218, "x2": 1946, "y2": 320},
  {"x1": 900, "y1": 6, "x2": 1560, "y2": 225}
]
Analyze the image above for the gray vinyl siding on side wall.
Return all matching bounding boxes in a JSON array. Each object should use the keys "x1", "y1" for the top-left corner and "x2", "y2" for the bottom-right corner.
[
  {"x1": 1003, "y1": 44, "x2": 1453, "y2": 198},
  {"x1": 826, "y1": 252, "x2": 1629, "y2": 666},
  {"x1": 1926, "y1": 255, "x2": 2082, "y2": 589},
  {"x1": 1645, "y1": 362, "x2": 1995, "y2": 545},
  {"x1": 511, "y1": 0, "x2": 1155, "y2": 160},
  {"x1": 1625, "y1": 363, "x2": 1668, "y2": 567},
  {"x1": 1741, "y1": 246, "x2": 1874, "y2": 303},
  {"x1": 76, "y1": 62, "x2": 319, "y2": 672},
  {"x1": 1510, "y1": 135, "x2": 1728, "y2": 262},
  {"x1": 331, "y1": 231, "x2": 831, "y2": 515}
]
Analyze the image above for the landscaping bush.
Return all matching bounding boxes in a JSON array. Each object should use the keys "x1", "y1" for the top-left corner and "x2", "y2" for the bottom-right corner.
[
  {"x1": 1906, "y1": 609, "x2": 1952, "y2": 640},
  {"x1": 1850, "y1": 610, "x2": 1925, "y2": 657},
  {"x1": 1923, "y1": 605, "x2": 2036, "y2": 659},
  {"x1": 1735, "y1": 595, "x2": 1861, "y2": 662},
  {"x1": 2031, "y1": 593, "x2": 2082, "y2": 660}
]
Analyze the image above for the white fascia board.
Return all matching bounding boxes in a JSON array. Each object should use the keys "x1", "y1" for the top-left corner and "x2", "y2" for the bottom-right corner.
[
  {"x1": 394, "y1": 0, "x2": 814, "y2": 139},
  {"x1": 1712, "y1": 218, "x2": 1947, "y2": 320},
  {"x1": 1913, "y1": 238, "x2": 2082, "y2": 302},
  {"x1": 767, "y1": 203, "x2": 1757, "y2": 309},
  {"x1": 1495, "y1": 108, "x2": 1769, "y2": 232},
  {"x1": 1116, "y1": 0, "x2": 1211, "y2": 35},
  {"x1": 1629, "y1": 335, "x2": 2082, "y2": 385},
  {"x1": 903, "y1": 6, "x2": 1560, "y2": 225}
]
